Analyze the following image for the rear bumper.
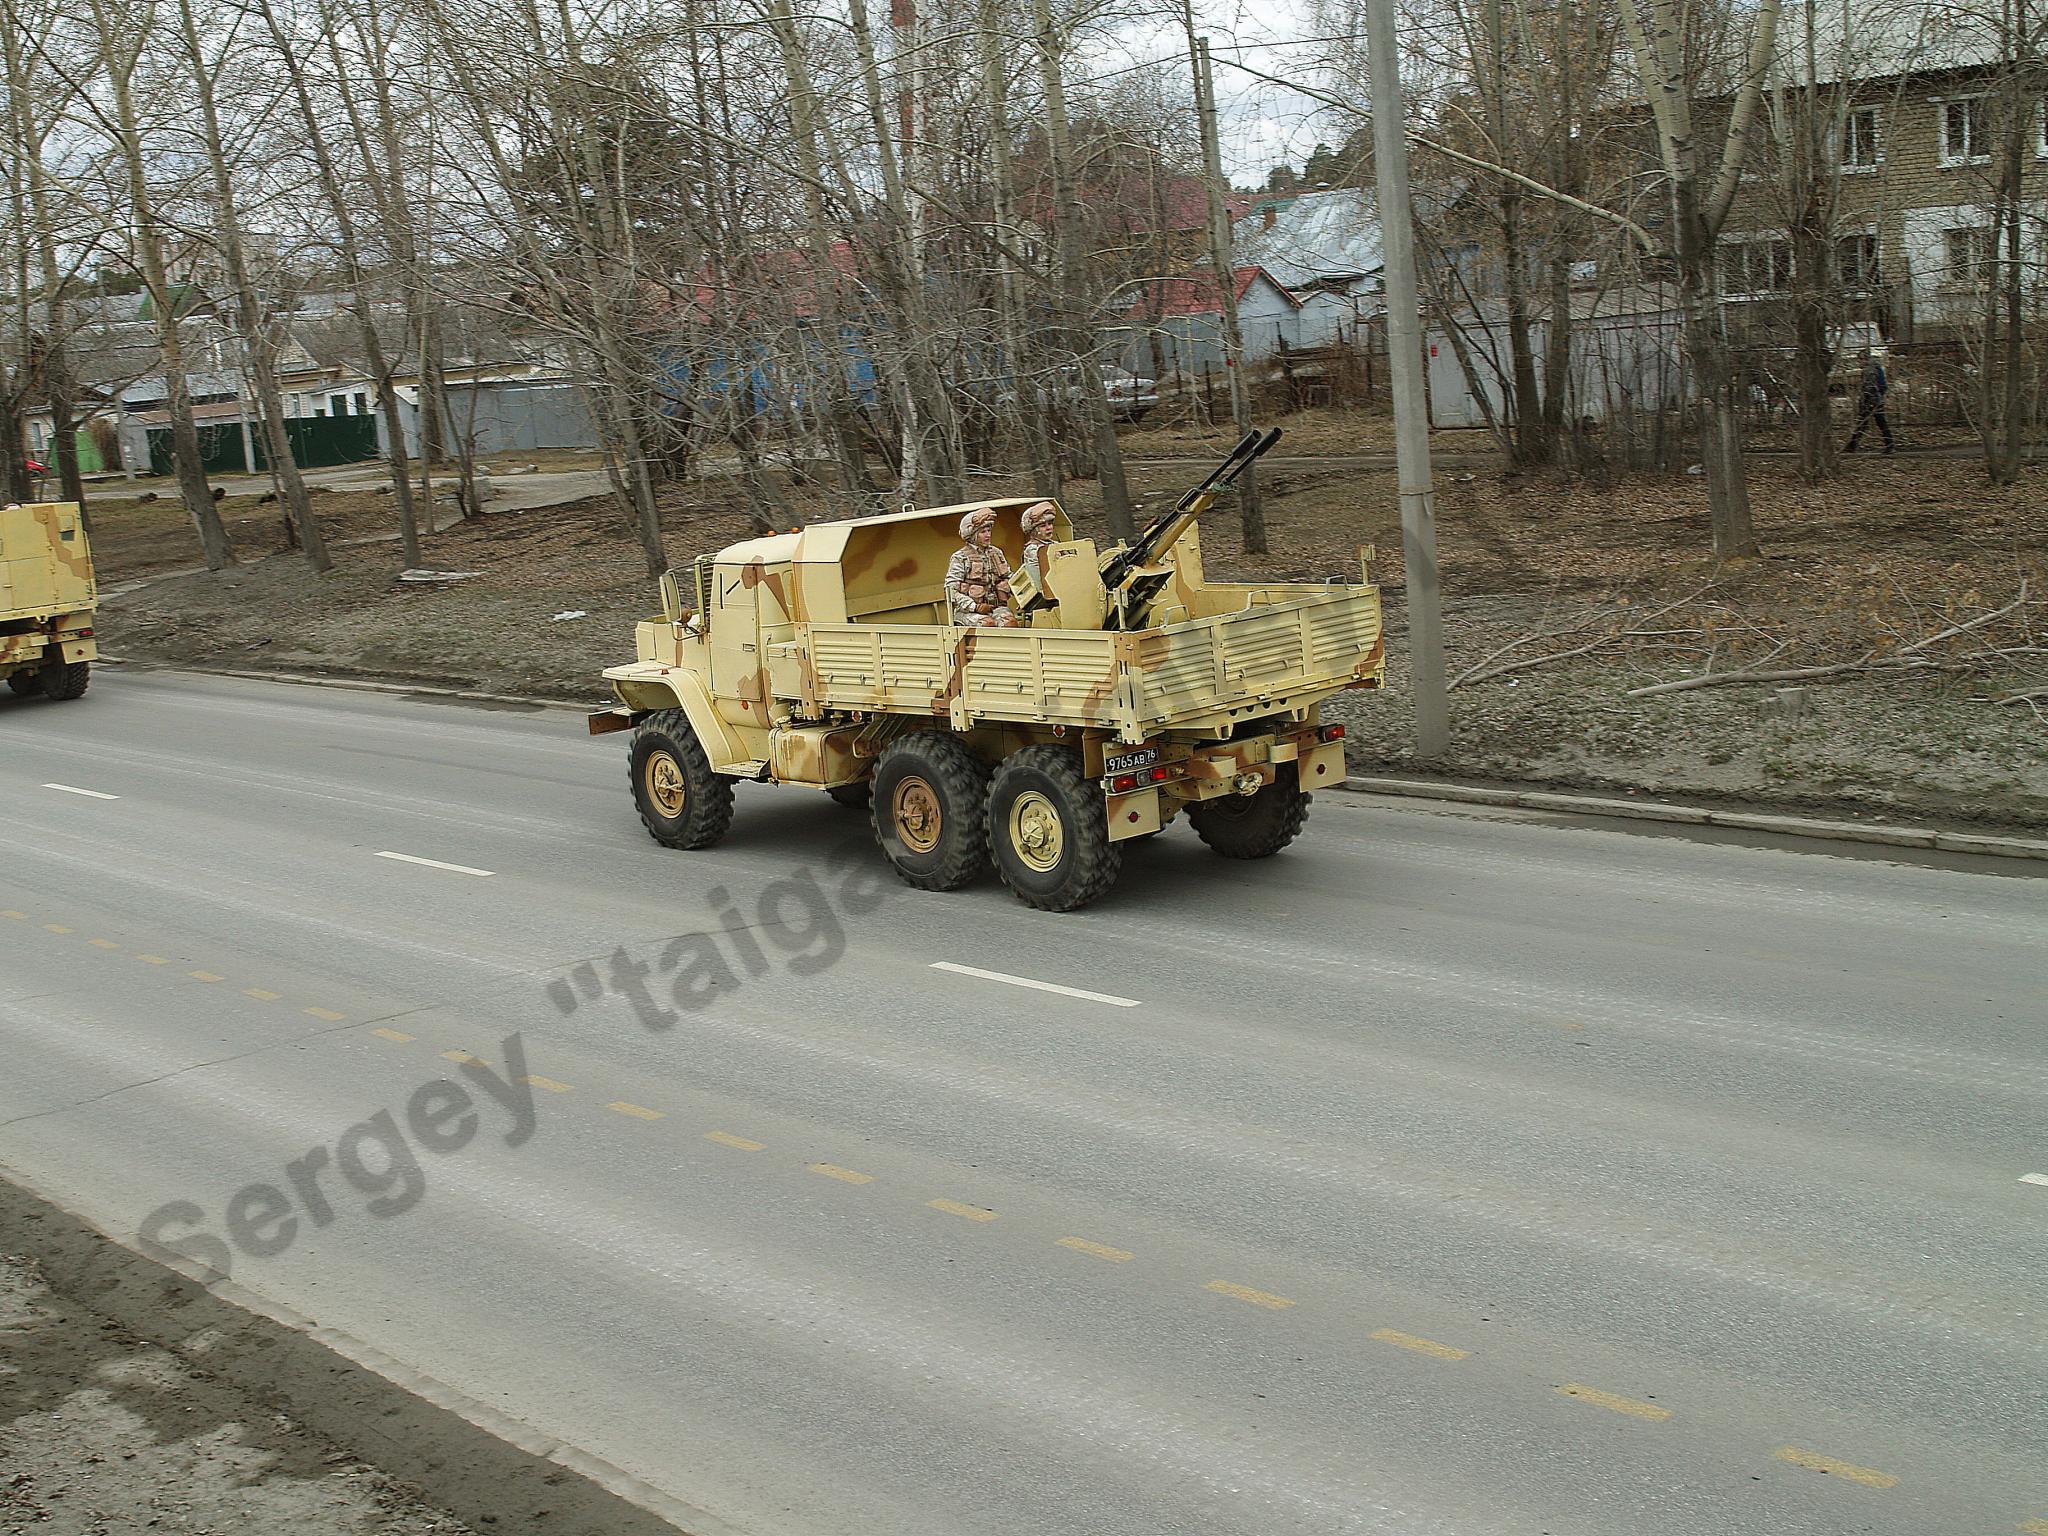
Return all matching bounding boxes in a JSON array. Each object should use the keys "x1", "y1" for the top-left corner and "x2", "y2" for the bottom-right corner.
[{"x1": 0, "y1": 614, "x2": 95, "y2": 672}]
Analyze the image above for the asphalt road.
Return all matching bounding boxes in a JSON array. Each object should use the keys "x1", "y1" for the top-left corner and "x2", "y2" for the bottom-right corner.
[{"x1": 2, "y1": 668, "x2": 2043, "y2": 1536}]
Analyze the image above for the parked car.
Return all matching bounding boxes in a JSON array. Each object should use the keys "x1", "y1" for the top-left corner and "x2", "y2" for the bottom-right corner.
[{"x1": 997, "y1": 365, "x2": 1159, "y2": 422}]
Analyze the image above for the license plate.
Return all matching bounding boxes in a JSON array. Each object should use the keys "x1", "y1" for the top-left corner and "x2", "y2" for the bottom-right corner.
[{"x1": 1104, "y1": 746, "x2": 1159, "y2": 775}]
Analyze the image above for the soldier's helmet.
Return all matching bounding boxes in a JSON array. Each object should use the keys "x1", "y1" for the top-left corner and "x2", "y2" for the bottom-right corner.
[
  {"x1": 960, "y1": 507, "x2": 998, "y2": 540},
  {"x1": 1019, "y1": 501, "x2": 1058, "y2": 539}
]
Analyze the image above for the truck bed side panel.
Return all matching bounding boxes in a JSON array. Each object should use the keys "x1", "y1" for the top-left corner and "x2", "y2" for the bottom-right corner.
[{"x1": 1133, "y1": 589, "x2": 1382, "y2": 727}]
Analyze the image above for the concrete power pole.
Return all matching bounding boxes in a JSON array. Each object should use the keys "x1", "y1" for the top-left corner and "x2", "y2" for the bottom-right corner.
[
  {"x1": 1190, "y1": 31, "x2": 1265, "y2": 554},
  {"x1": 1364, "y1": 0, "x2": 1449, "y2": 759}
]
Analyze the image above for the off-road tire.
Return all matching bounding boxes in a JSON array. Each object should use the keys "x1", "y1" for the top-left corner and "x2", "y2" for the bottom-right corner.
[
  {"x1": 827, "y1": 782, "x2": 873, "y2": 809},
  {"x1": 6, "y1": 669, "x2": 43, "y2": 697},
  {"x1": 1187, "y1": 766, "x2": 1308, "y2": 859},
  {"x1": 629, "y1": 709, "x2": 735, "y2": 850},
  {"x1": 986, "y1": 745, "x2": 1122, "y2": 912},
  {"x1": 870, "y1": 733, "x2": 989, "y2": 891},
  {"x1": 39, "y1": 660, "x2": 89, "y2": 701}
]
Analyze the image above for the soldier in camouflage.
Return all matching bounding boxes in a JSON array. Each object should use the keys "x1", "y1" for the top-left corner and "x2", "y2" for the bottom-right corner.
[
  {"x1": 1018, "y1": 501, "x2": 1058, "y2": 589},
  {"x1": 945, "y1": 507, "x2": 1018, "y2": 627}
]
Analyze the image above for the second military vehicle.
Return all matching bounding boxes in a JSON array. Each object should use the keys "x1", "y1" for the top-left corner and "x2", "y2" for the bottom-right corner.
[
  {"x1": 590, "y1": 431, "x2": 1383, "y2": 911},
  {"x1": 2, "y1": 500, "x2": 97, "y2": 703}
]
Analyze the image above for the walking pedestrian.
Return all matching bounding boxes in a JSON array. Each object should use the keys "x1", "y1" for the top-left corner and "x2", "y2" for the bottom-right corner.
[{"x1": 1844, "y1": 347, "x2": 1894, "y2": 454}]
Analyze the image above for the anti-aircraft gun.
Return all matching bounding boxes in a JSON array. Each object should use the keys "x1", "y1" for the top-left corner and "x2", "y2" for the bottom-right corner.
[{"x1": 1011, "y1": 427, "x2": 1281, "y2": 632}]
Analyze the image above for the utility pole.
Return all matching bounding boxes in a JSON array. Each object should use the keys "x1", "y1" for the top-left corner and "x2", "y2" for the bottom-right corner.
[
  {"x1": 1189, "y1": 30, "x2": 1265, "y2": 554},
  {"x1": 1364, "y1": 0, "x2": 1449, "y2": 758}
]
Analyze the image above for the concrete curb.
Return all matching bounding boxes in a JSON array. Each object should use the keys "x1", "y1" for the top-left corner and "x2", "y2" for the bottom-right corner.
[
  {"x1": 1341, "y1": 776, "x2": 2048, "y2": 861},
  {"x1": 102, "y1": 656, "x2": 594, "y2": 712},
  {"x1": 0, "y1": 1165, "x2": 727, "y2": 1536}
]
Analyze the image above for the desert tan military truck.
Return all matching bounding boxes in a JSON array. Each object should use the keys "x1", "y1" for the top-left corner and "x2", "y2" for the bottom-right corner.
[
  {"x1": 590, "y1": 430, "x2": 1384, "y2": 910},
  {"x1": 1, "y1": 500, "x2": 97, "y2": 702}
]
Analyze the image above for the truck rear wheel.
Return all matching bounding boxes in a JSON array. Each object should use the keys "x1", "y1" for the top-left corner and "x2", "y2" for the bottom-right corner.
[
  {"x1": 40, "y1": 660, "x2": 89, "y2": 701},
  {"x1": 6, "y1": 670, "x2": 43, "y2": 697},
  {"x1": 986, "y1": 746, "x2": 1121, "y2": 912},
  {"x1": 1188, "y1": 766, "x2": 1308, "y2": 859},
  {"x1": 870, "y1": 733, "x2": 988, "y2": 891},
  {"x1": 629, "y1": 709, "x2": 735, "y2": 850}
]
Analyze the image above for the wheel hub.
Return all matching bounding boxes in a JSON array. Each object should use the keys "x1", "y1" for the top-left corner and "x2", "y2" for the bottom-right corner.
[
  {"x1": 1009, "y1": 790, "x2": 1064, "y2": 873},
  {"x1": 893, "y1": 776, "x2": 942, "y2": 854},
  {"x1": 645, "y1": 750, "x2": 688, "y2": 817}
]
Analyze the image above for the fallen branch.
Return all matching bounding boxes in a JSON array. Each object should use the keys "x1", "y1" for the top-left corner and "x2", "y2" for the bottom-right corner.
[
  {"x1": 1895, "y1": 581, "x2": 2029, "y2": 657},
  {"x1": 1626, "y1": 660, "x2": 1931, "y2": 697},
  {"x1": 1451, "y1": 587, "x2": 1714, "y2": 691}
]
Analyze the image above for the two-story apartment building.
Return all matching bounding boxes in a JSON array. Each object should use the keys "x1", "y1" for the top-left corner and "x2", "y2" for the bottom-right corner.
[{"x1": 1712, "y1": 8, "x2": 2042, "y2": 344}]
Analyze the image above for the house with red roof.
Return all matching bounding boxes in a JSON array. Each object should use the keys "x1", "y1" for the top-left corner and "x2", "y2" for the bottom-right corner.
[{"x1": 1105, "y1": 264, "x2": 1302, "y2": 379}]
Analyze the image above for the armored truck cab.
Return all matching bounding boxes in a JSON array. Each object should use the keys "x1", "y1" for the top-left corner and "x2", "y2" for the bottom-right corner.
[
  {"x1": 593, "y1": 433, "x2": 1383, "y2": 910},
  {"x1": 1, "y1": 501, "x2": 97, "y2": 702}
]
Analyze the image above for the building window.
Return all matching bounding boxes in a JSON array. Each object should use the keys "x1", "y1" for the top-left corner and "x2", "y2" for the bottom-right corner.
[
  {"x1": 1841, "y1": 107, "x2": 1881, "y2": 170},
  {"x1": 353, "y1": 392, "x2": 368, "y2": 414},
  {"x1": 331, "y1": 394, "x2": 348, "y2": 415},
  {"x1": 1943, "y1": 225, "x2": 1992, "y2": 286},
  {"x1": 1837, "y1": 231, "x2": 1881, "y2": 289},
  {"x1": 1942, "y1": 97, "x2": 1988, "y2": 165},
  {"x1": 1720, "y1": 237, "x2": 1792, "y2": 295}
]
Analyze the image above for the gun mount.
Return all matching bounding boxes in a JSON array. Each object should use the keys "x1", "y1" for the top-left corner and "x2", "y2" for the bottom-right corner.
[{"x1": 1012, "y1": 427, "x2": 1282, "y2": 632}]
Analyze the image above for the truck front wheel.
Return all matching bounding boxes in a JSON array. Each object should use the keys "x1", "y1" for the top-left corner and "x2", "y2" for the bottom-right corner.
[
  {"x1": 40, "y1": 660, "x2": 89, "y2": 701},
  {"x1": 871, "y1": 733, "x2": 988, "y2": 891},
  {"x1": 987, "y1": 746, "x2": 1122, "y2": 912},
  {"x1": 629, "y1": 709, "x2": 735, "y2": 850},
  {"x1": 1187, "y1": 766, "x2": 1308, "y2": 859}
]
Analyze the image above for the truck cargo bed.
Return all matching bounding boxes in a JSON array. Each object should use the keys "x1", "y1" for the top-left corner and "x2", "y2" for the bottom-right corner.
[{"x1": 795, "y1": 586, "x2": 1382, "y2": 734}]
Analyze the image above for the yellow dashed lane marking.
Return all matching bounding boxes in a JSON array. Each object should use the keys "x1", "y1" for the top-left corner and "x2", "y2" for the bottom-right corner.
[
  {"x1": 0, "y1": 909, "x2": 25, "y2": 920},
  {"x1": 1205, "y1": 1280, "x2": 1295, "y2": 1310},
  {"x1": 42, "y1": 924, "x2": 72, "y2": 934},
  {"x1": 1773, "y1": 1447, "x2": 1897, "y2": 1489},
  {"x1": 136, "y1": 954, "x2": 168, "y2": 965},
  {"x1": 88, "y1": 938, "x2": 119, "y2": 950},
  {"x1": 808, "y1": 1162, "x2": 873, "y2": 1185},
  {"x1": 1057, "y1": 1237, "x2": 1134, "y2": 1264},
  {"x1": 187, "y1": 971, "x2": 224, "y2": 983},
  {"x1": 1371, "y1": 1328, "x2": 1470, "y2": 1361},
  {"x1": 927, "y1": 1198, "x2": 996, "y2": 1222},
  {"x1": 2016, "y1": 1519, "x2": 2048, "y2": 1535},
  {"x1": 242, "y1": 988, "x2": 281, "y2": 1001},
  {"x1": 440, "y1": 1050, "x2": 477, "y2": 1064},
  {"x1": 524, "y1": 1075, "x2": 573, "y2": 1094},
  {"x1": 304, "y1": 1007, "x2": 345, "y2": 1021},
  {"x1": 371, "y1": 1028, "x2": 415, "y2": 1043},
  {"x1": 608, "y1": 1101, "x2": 664, "y2": 1121},
  {"x1": 705, "y1": 1131, "x2": 764, "y2": 1151},
  {"x1": 1557, "y1": 1383, "x2": 1670, "y2": 1421}
]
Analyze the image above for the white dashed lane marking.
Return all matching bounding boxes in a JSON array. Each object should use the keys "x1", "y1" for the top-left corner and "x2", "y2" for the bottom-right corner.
[
  {"x1": 375, "y1": 851, "x2": 495, "y2": 878},
  {"x1": 42, "y1": 783, "x2": 119, "y2": 800},
  {"x1": 929, "y1": 961, "x2": 1141, "y2": 1009}
]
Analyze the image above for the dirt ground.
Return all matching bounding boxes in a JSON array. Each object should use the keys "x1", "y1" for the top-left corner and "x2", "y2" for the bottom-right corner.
[
  {"x1": 0, "y1": 1253, "x2": 470, "y2": 1536},
  {"x1": 88, "y1": 430, "x2": 2048, "y2": 829}
]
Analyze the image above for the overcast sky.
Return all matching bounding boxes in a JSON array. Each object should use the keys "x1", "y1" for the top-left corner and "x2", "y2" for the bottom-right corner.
[{"x1": 1089, "y1": 0, "x2": 1374, "y2": 183}]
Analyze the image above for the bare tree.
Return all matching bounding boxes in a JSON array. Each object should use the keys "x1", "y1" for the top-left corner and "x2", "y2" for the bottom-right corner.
[{"x1": 1617, "y1": 0, "x2": 1781, "y2": 559}]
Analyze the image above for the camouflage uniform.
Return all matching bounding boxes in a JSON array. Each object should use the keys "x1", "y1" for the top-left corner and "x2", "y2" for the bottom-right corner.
[
  {"x1": 1018, "y1": 502, "x2": 1059, "y2": 589},
  {"x1": 946, "y1": 508, "x2": 1017, "y2": 627}
]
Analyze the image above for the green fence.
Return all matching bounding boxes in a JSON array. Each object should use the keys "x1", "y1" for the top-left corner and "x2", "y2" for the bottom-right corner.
[{"x1": 146, "y1": 413, "x2": 381, "y2": 476}]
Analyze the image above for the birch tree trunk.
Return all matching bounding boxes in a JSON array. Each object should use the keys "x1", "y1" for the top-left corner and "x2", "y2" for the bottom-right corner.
[
  {"x1": 89, "y1": 0, "x2": 233, "y2": 568},
  {"x1": 1032, "y1": 0, "x2": 1135, "y2": 542},
  {"x1": 171, "y1": 0, "x2": 330, "y2": 570},
  {"x1": 256, "y1": 0, "x2": 422, "y2": 565},
  {"x1": 1618, "y1": 0, "x2": 1778, "y2": 559}
]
